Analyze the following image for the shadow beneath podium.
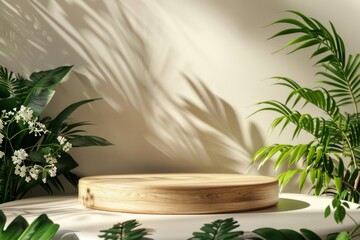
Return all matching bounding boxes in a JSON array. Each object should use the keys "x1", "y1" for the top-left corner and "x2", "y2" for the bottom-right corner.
[{"x1": 256, "y1": 198, "x2": 310, "y2": 213}]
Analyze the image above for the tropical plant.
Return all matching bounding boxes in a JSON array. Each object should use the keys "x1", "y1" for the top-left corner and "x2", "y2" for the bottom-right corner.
[
  {"x1": 2, "y1": 213, "x2": 355, "y2": 240},
  {"x1": 99, "y1": 219, "x2": 152, "y2": 240},
  {"x1": 0, "y1": 65, "x2": 111, "y2": 203},
  {"x1": 251, "y1": 10, "x2": 360, "y2": 222},
  {"x1": 0, "y1": 210, "x2": 59, "y2": 240},
  {"x1": 189, "y1": 218, "x2": 243, "y2": 240},
  {"x1": 98, "y1": 217, "x2": 357, "y2": 240}
]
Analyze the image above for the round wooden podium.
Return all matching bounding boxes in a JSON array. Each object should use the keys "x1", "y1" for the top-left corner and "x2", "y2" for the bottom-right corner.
[{"x1": 78, "y1": 173, "x2": 279, "y2": 214}]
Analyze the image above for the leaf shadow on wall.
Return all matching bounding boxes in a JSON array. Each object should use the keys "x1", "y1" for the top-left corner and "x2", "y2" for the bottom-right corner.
[{"x1": 0, "y1": 1, "x2": 267, "y2": 176}]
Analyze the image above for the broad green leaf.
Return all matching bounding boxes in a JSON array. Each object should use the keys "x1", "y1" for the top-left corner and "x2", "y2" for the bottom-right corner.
[
  {"x1": 47, "y1": 98, "x2": 99, "y2": 132},
  {"x1": 306, "y1": 146, "x2": 316, "y2": 165},
  {"x1": 310, "y1": 168, "x2": 317, "y2": 184},
  {"x1": 314, "y1": 147, "x2": 323, "y2": 165},
  {"x1": 324, "y1": 205, "x2": 331, "y2": 218},
  {"x1": 279, "y1": 229, "x2": 306, "y2": 240},
  {"x1": 334, "y1": 177, "x2": 342, "y2": 193},
  {"x1": 18, "y1": 214, "x2": 59, "y2": 240},
  {"x1": 69, "y1": 135, "x2": 112, "y2": 147},
  {"x1": 253, "y1": 228, "x2": 287, "y2": 240},
  {"x1": 275, "y1": 146, "x2": 293, "y2": 170},
  {"x1": 0, "y1": 213, "x2": 28, "y2": 240},
  {"x1": 334, "y1": 205, "x2": 346, "y2": 223},
  {"x1": 299, "y1": 170, "x2": 308, "y2": 191},
  {"x1": 0, "y1": 211, "x2": 58, "y2": 240},
  {"x1": 25, "y1": 66, "x2": 72, "y2": 116},
  {"x1": 314, "y1": 172, "x2": 324, "y2": 195},
  {"x1": 333, "y1": 232, "x2": 351, "y2": 240},
  {"x1": 278, "y1": 169, "x2": 301, "y2": 188},
  {"x1": 300, "y1": 229, "x2": 322, "y2": 240}
]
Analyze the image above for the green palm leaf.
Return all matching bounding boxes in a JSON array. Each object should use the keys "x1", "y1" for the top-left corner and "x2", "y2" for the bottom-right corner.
[
  {"x1": 254, "y1": 11, "x2": 360, "y2": 205},
  {"x1": 270, "y1": 11, "x2": 360, "y2": 113}
]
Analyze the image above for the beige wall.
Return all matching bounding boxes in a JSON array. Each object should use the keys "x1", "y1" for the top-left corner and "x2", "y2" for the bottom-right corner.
[{"x1": 1, "y1": 0, "x2": 359, "y2": 192}]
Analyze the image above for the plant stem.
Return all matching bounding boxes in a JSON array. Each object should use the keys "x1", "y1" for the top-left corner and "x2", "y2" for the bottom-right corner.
[
  {"x1": 3, "y1": 158, "x2": 14, "y2": 203},
  {"x1": 351, "y1": 223, "x2": 360, "y2": 237},
  {"x1": 354, "y1": 172, "x2": 360, "y2": 191}
]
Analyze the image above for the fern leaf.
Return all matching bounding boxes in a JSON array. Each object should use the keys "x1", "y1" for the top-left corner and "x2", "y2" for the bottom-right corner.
[
  {"x1": 99, "y1": 220, "x2": 151, "y2": 240},
  {"x1": 189, "y1": 218, "x2": 243, "y2": 240}
]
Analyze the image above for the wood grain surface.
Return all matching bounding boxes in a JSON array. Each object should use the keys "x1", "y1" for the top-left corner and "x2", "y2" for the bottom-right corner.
[{"x1": 78, "y1": 173, "x2": 279, "y2": 214}]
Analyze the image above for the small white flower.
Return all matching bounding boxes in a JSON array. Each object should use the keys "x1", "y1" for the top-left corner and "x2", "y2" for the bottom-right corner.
[
  {"x1": 17, "y1": 105, "x2": 33, "y2": 122},
  {"x1": 0, "y1": 119, "x2": 3, "y2": 130},
  {"x1": 14, "y1": 164, "x2": 21, "y2": 175},
  {"x1": 0, "y1": 151, "x2": 4, "y2": 159},
  {"x1": 12, "y1": 156, "x2": 22, "y2": 165},
  {"x1": 48, "y1": 165, "x2": 57, "y2": 177},
  {"x1": 25, "y1": 176, "x2": 31, "y2": 182},
  {"x1": 44, "y1": 154, "x2": 57, "y2": 164},
  {"x1": 19, "y1": 165, "x2": 27, "y2": 177},
  {"x1": 0, "y1": 133, "x2": 4, "y2": 144},
  {"x1": 15, "y1": 114, "x2": 21, "y2": 122},
  {"x1": 42, "y1": 178, "x2": 47, "y2": 183},
  {"x1": 29, "y1": 166, "x2": 40, "y2": 180},
  {"x1": 57, "y1": 136, "x2": 67, "y2": 145},
  {"x1": 14, "y1": 149, "x2": 28, "y2": 161},
  {"x1": 63, "y1": 142, "x2": 72, "y2": 152}
]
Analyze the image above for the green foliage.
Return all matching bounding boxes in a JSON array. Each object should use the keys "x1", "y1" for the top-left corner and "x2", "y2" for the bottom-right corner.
[
  {"x1": 0, "y1": 65, "x2": 71, "y2": 115},
  {"x1": 252, "y1": 11, "x2": 360, "y2": 222},
  {"x1": 187, "y1": 218, "x2": 353, "y2": 240},
  {"x1": 0, "y1": 65, "x2": 112, "y2": 203},
  {"x1": 0, "y1": 210, "x2": 59, "y2": 240},
  {"x1": 189, "y1": 218, "x2": 243, "y2": 240},
  {"x1": 99, "y1": 219, "x2": 152, "y2": 240}
]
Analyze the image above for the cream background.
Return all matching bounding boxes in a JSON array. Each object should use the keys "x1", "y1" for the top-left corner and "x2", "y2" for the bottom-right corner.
[{"x1": 1, "y1": 0, "x2": 359, "y2": 193}]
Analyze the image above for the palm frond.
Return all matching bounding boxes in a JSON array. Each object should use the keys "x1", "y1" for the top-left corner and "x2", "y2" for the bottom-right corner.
[
  {"x1": 274, "y1": 77, "x2": 341, "y2": 120},
  {"x1": 348, "y1": 119, "x2": 360, "y2": 148},
  {"x1": 270, "y1": 11, "x2": 360, "y2": 113},
  {"x1": 256, "y1": 100, "x2": 332, "y2": 140},
  {"x1": 0, "y1": 66, "x2": 30, "y2": 110}
]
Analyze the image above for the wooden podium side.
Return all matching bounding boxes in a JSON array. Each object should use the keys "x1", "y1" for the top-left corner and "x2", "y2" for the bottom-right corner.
[{"x1": 79, "y1": 173, "x2": 279, "y2": 214}]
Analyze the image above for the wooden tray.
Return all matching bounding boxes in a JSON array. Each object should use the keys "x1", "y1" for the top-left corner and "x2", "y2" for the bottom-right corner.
[{"x1": 78, "y1": 173, "x2": 279, "y2": 214}]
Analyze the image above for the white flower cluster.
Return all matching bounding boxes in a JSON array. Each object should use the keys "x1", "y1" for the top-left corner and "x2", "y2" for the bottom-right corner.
[
  {"x1": 1, "y1": 106, "x2": 48, "y2": 137},
  {"x1": 0, "y1": 106, "x2": 70, "y2": 184},
  {"x1": 9, "y1": 148, "x2": 58, "y2": 183},
  {"x1": 57, "y1": 136, "x2": 72, "y2": 152}
]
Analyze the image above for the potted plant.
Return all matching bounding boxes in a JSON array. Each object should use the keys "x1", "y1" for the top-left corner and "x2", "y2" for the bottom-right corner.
[
  {"x1": 251, "y1": 10, "x2": 360, "y2": 224},
  {"x1": 0, "y1": 65, "x2": 111, "y2": 203}
]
